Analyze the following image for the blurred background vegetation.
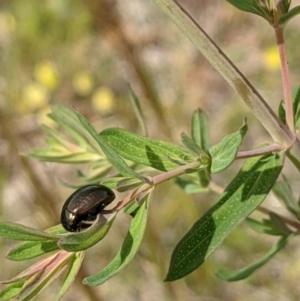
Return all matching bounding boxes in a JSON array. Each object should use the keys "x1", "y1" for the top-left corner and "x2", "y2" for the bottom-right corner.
[{"x1": 1, "y1": 0, "x2": 300, "y2": 300}]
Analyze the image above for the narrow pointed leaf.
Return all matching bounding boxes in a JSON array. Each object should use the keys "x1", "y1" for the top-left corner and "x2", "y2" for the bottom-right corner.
[
  {"x1": 165, "y1": 153, "x2": 283, "y2": 281},
  {"x1": 100, "y1": 177, "x2": 124, "y2": 189},
  {"x1": 0, "y1": 223, "x2": 60, "y2": 241},
  {"x1": 54, "y1": 252, "x2": 85, "y2": 301},
  {"x1": 191, "y1": 109, "x2": 210, "y2": 186},
  {"x1": 27, "y1": 150, "x2": 100, "y2": 164},
  {"x1": 279, "y1": 6, "x2": 300, "y2": 25},
  {"x1": 58, "y1": 213, "x2": 116, "y2": 252},
  {"x1": 17, "y1": 252, "x2": 73, "y2": 301},
  {"x1": 273, "y1": 176, "x2": 300, "y2": 219},
  {"x1": 116, "y1": 178, "x2": 143, "y2": 192},
  {"x1": 225, "y1": 0, "x2": 272, "y2": 21},
  {"x1": 246, "y1": 218, "x2": 286, "y2": 236},
  {"x1": 128, "y1": 85, "x2": 148, "y2": 136},
  {"x1": 7, "y1": 225, "x2": 66, "y2": 261},
  {"x1": 26, "y1": 105, "x2": 104, "y2": 163},
  {"x1": 83, "y1": 197, "x2": 149, "y2": 286},
  {"x1": 215, "y1": 236, "x2": 288, "y2": 281},
  {"x1": 0, "y1": 278, "x2": 26, "y2": 300},
  {"x1": 7, "y1": 241, "x2": 60, "y2": 261},
  {"x1": 75, "y1": 112, "x2": 145, "y2": 181},
  {"x1": 181, "y1": 132, "x2": 204, "y2": 156},
  {"x1": 174, "y1": 178, "x2": 209, "y2": 194},
  {"x1": 278, "y1": 85, "x2": 300, "y2": 128},
  {"x1": 209, "y1": 118, "x2": 248, "y2": 173},
  {"x1": 269, "y1": 213, "x2": 293, "y2": 236},
  {"x1": 100, "y1": 128, "x2": 192, "y2": 171},
  {"x1": 191, "y1": 109, "x2": 209, "y2": 150},
  {"x1": 49, "y1": 106, "x2": 101, "y2": 152}
]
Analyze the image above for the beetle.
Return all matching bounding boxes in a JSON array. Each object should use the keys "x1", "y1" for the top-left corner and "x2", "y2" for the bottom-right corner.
[{"x1": 60, "y1": 184, "x2": 115, "y2": 232}]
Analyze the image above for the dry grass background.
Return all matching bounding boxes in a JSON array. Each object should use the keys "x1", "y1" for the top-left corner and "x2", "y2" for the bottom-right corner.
[{"x1": 1, "y1": 0, "x2": 300, "y2": 300}]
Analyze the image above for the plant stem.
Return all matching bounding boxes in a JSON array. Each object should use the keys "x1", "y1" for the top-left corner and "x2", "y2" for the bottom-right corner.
[
  {"x1": 151, "y1": 0, "x2": 296, "y2": 147},
  {"x1": 152, "y1": 161, "x2": 200, "y2": 184},
  {"x1": 273, "y1": 14, "x2": 294, "y2": 131},
  {"x1": 236, "y1": 143, "x2": 283, "y2": 159},
  {"x1": 115, "y1": 161, "x2": 201, "y2": 210}
]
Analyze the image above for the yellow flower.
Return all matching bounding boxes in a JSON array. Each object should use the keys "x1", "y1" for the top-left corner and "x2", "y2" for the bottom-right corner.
[
  {"x1": 263, "y1": 46, "x2": 280, "y2": 71},
  {"x1": 72, "y1": 72, "x2": 94, "y2": 96},
  {"x1": 34, "y1": 61, "x2": 58, "y2": 90},
  {"x1": 20, "y1": 83, "x2": 49, "y2": 114},
  {"x1": 91, "y1": 87, "x2": 114, "y2": 113}
]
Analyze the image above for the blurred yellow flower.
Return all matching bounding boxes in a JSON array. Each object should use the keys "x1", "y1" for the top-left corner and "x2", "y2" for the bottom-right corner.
[
  {"x1": 34, "y1": 61, "x2": 58, "y2": 90},
  {"x1": 0, "y1": 12, "x2": 16, "y2": 32},
  {"x1": 20, "y1": 83, "x2": 49, "y2": 114},
  {"x1": 263, "y1": 46, "x2": 280, "y2": 71},
  {"x1": 91, "y1": 87, "x2": 114, "y2": 113},
  {"x1": 72, "y1": 72, "x2": 94, "y2": 96}
]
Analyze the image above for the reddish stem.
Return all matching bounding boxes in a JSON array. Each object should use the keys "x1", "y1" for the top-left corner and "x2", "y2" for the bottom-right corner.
[
  {"x1": 236, "y1": 143, "x2": 283, "y2": 159},
  {"x1": 273, "y1": 18, "x2": 294, "y2": 131}
]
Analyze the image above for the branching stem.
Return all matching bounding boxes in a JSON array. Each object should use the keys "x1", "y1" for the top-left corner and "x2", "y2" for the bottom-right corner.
[{"x1": 113, "y1": 161, "x2": 201, "y2": 210}]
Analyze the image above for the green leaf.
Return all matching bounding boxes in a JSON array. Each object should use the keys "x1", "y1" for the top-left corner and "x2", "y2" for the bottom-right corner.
[
  {"x1": 181, "y1": 132, "x2": 203, "y2": 156},
  {"x1": 77, "y1": 164, "x2": 112, "y2": 183},
  {"x1": 269, "y1": 213, "x2": 293, "y2": 236},
  {"x1": 279, "y1": 5, "x2": 300, "y2": 25},
  {"x1": 49, "y1": 106, "x2": 101, "y2": 152},
  {"x1": 0, "y1": 223, "x2": 60, "y2": 241},
  {"x1": 278, "y1": 85, "x2": 300, "y2": 128},
  {"x1": 58, "y1": 213, "x2": 116, "y2": 252},
  {"x1": 273, "y1": 175, "x2": 300, "y2": 220},
  {"x1": 83, "y1": 196, "x2": 149, "y2": 286},
  {"x1": 123, "y1": 201, "x2": 141, "y2": 216},
  {"x1": 278, "y1": 100, "x2": 286, "y2": 124},
  {"x1": 209, "y1": 118, "x2": 248, "y2": 173},
  {"x1": 277, "y1": 0, "x2": 291, "y2": 14},
  {"x1": 191, "y1": 109, "x2": 210, "y2": 187},
  {"x1": 116, "y1": 178, "x2": 143, "y2": 192},
  {"x1": 165, "y1": 153, "x2": 284, "y2": 281},
  {"x1": 100, "y1": 177, "x2": 124, "y2": 189},
  {"x1": 7, "y1": 225, "x2": 66, "y2": 261},
  {"x1": 215, "y1": 236, "x2": 288, "y2": 281},
  {"x1": 191, "y1": 109, "x2": 209, "y2": 151},
  {"x1": 7, "y1": 241, "x2": 59, "y2": 261},
  {"x1": 128, "y1": 85, "x2": 148, "y2": 136},
  {"x1": 174, "y1": 178, "x2": 209, "y2": 194},
  {"x1": 293, "y1": 85, "x2": 300, "y2": 128},
  {"x1": 16, "y1": 252, "x2": 74, "y2": 301},
  {"x1": 75, "y1": 111, "x2": 146, "y2": 181},
  {"x1": 26, "y1": 105, "x2": 103, "y2": 164},
  {"x1": 180, "y1": 133, "x2": 210, "y2": 166},
  {"x1": 100, "y1": 128, "x2": 192, "y2": 171},
  {"x1": 54, "y1": 252, "x2": 85, "y2": 301},
  {"x1": 27, "y1": 150, "x2": 100, "y2": 164},
  {"x1": 0, "y1": 278, "x2": 26, "y2": 300},
  {"x1": 246, "y1": 218, "x2": 286, "y2": 236},
  {"x1": 225, "y1": 0, "x2": 272, "y2": 21}
]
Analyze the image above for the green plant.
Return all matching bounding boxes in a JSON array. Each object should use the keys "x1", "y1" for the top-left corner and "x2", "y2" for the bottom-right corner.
[{"x1": 1, "y1": 0, "x2": 300, "y2": 300}]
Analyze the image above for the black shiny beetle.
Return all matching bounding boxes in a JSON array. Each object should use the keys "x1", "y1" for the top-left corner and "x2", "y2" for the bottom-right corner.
[{"x1": 60, "y1": 185, "x2": 115, "y2": 232}]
